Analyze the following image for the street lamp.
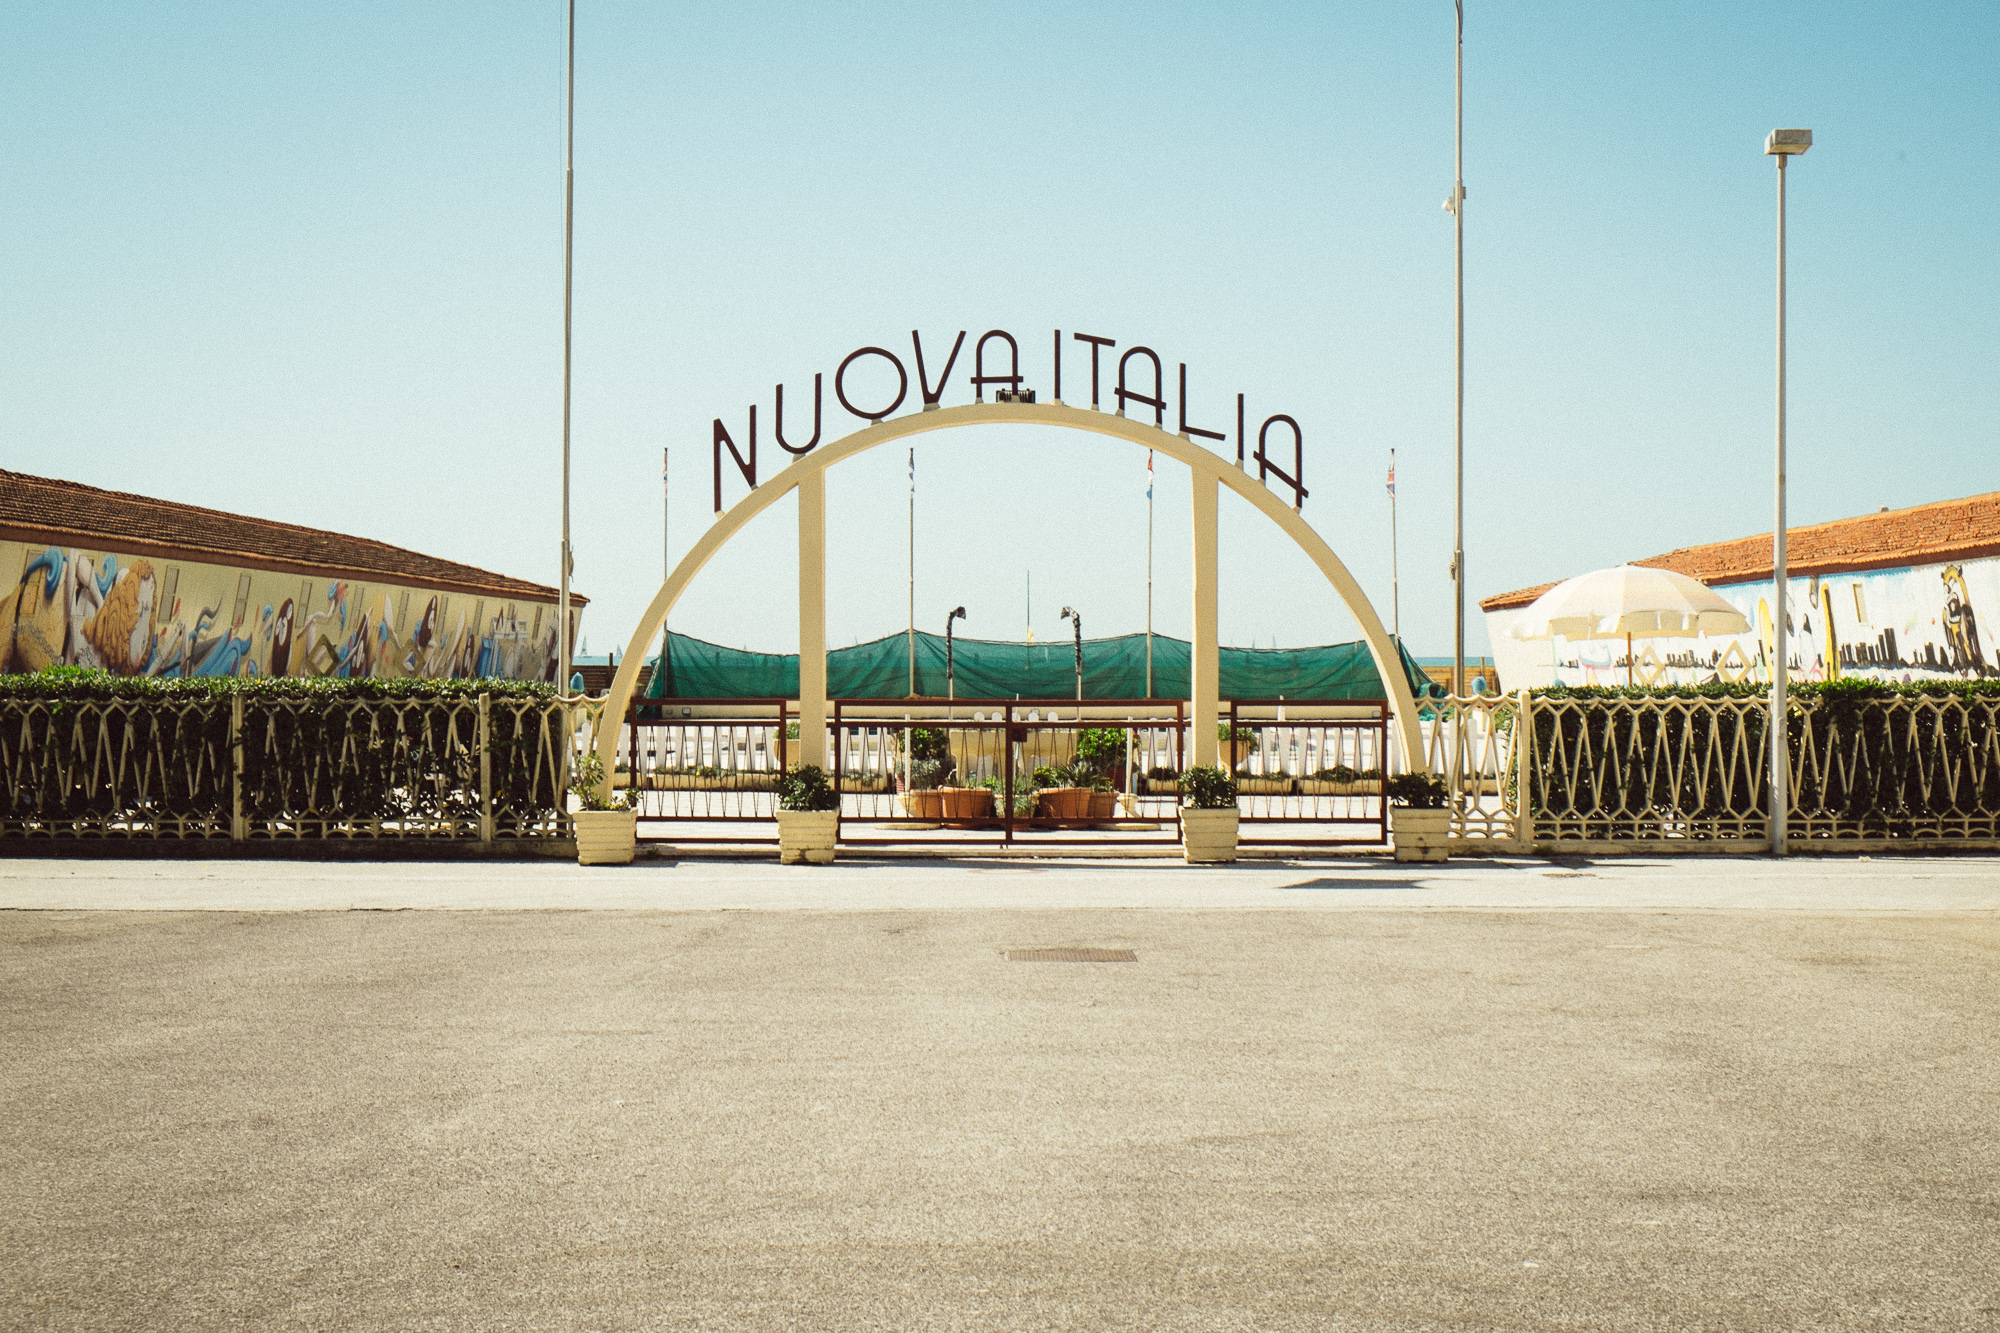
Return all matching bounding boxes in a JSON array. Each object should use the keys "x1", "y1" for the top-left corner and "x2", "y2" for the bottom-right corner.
[
  {"x1": 1765, "y1": 126, "x2": 1811, "y2": 857},
  {"x1": 945, "y1": 606, "x2": 966, "y2": 703},
  {"x1": 1059, "y1": 606, "x2": 1082, "y2": 702},
  {"x1": 1446, "y1": 0, "x2": 1466, "y2": 699}
]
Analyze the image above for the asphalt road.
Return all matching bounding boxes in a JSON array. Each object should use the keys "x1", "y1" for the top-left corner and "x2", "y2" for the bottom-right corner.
[{"x1": 4, "y1": 863, "x2": 1998, "y2": 1330}]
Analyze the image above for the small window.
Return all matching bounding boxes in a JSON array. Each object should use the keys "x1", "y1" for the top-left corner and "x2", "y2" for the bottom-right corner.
[{"x1": 1851, "y1": 583, "x2": 1867, "y2": 623}]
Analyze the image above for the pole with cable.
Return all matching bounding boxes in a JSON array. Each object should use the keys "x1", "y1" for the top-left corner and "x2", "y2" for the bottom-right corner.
[{"x1": 1061, "y1": 606, "x2": 1082, "y2": 703}]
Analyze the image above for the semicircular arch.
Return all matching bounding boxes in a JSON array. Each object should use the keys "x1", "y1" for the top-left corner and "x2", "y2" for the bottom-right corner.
[{"x1": 592, "y1": 401, "x2": 1422, "y2": 794}]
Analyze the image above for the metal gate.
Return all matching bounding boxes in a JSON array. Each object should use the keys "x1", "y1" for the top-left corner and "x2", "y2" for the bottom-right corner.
[{"x1": 612, "y1": 696, "x2": 1390, "y2": 850}]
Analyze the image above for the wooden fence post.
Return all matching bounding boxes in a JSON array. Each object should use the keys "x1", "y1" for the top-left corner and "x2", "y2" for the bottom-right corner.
[
  {"x1": 478, "y1": 694, "x2": 494, "y2": 843},
  {"x1": 229, "y1": 693, "x2": 247, "y2": 841},
  {"x1": 1513, "y1": 687, "x2": 1533, "y2": 852}
]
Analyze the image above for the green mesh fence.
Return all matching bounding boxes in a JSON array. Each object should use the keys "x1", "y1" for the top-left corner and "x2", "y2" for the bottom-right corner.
[{"x1": 645, "y1": 629, "x2": 1429, "y2": 702}]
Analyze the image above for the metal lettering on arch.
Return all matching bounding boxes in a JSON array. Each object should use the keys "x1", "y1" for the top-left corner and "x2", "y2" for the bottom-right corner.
[
  {"x1": 712, "y1": 327, "x2": 1308, "y2": 513},
  {"x1": 600, "y1": 327, "x2": 1420, "y2": 801}
]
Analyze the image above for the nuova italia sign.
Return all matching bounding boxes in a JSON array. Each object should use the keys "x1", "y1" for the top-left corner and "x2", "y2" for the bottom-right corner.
[
  {"x1": 712, "y1": 328, "x2": 1309, "y2": 515},
  {"x1": 588, "y1": 320, "x2": 1426, "y2": 796}
]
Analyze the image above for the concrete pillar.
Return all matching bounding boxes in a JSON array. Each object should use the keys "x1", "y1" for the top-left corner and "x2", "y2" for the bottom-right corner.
[
  {"x1": 1190, "y1": 470, "x2": 1219, "y2": 768},
  {"x1": 797, "y1": 471, "x2": 828, "y2": 769}
]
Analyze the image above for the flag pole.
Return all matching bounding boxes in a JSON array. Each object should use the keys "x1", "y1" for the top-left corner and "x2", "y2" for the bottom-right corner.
[
  {"x1": 1389, "y1": 448, "x2": 1400, "y2": 646},
  {"x1": 672, "y1": 444, "x2": 680, "y2": 676},
  {"x1": 660, "y1": 445, "x2": 669, "y2": 679},
  {"x1": 1146, "y1": 449, "x2": 1154, "y2": 698},
  {"x1": 907, "y1": 446, "x2": 915, "y2": 697}
]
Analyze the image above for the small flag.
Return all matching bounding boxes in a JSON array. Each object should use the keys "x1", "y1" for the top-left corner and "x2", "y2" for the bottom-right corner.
[
  {"x1": 1147, "y1": 449, "x2": 1154, "y2": 500},
  {"x1": 909, "y1": 446, "x2": 915, "y2": 491},
  {"x1": 1386, "y1": 455, "x2": 1396, "y2": 499},
  {"x1": 663, "y1": 447, "x2": 669, "y2": 487}
]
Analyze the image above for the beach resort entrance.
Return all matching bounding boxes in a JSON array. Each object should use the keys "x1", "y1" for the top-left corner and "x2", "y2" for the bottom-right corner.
[{"x1": 589, "y1": 331, "x2": 1422, "y2": 849}]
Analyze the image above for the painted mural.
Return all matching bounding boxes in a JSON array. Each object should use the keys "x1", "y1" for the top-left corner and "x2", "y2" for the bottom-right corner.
[
  {"x1": 0, "y1": 541, "x2": 573, "y2": 682},
  {"x1": 1488, "y1": 554, "x2": 2000, "y2": 690}
]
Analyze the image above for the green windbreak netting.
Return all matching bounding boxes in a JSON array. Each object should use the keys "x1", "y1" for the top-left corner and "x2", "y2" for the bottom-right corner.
[{"x1": 645, "y1": 629, "x2": 1429, "y2": 702}]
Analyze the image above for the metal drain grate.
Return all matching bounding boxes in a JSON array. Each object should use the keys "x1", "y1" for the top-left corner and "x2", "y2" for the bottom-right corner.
[{"x1": 1006, "y1": 948, "x2": 1138, "y2": 963}]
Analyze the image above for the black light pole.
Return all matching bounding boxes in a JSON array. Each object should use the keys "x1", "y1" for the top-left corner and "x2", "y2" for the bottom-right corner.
[
  {"x1": 1060, "y1": 606, "x2": 1082, "y2": 703},
  {"x1": 945, "y1": 606, "x2": 966, "y2": 703}
]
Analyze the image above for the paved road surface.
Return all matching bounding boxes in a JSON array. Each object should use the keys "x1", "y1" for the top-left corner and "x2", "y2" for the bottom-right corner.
[{"x1": 4, "y1": 856, "x2": 1997, "y2": 1330}]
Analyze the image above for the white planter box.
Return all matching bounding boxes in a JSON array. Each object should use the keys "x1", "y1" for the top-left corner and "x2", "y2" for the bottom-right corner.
[
  {"x1": 1391, "y1": 808, "x2": 1451, "y2": 863},
  {"x1": 776, "y1": 809, "x2": 840, "y2": 865},
  {"x1": 574, "y1": 809, "x2": 637, "y2": 866},
  {"x1": 1180, "y1": 808, "x2": 1240, "y2": 864}
]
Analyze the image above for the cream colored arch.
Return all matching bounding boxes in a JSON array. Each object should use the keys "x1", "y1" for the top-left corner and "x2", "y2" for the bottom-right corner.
[{"x1": 592, "y1": 400, "x2": 1423, "y2": 798}]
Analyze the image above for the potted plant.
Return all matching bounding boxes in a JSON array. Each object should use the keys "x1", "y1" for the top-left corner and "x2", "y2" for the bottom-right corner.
[
  {"x1": 940, "y1": 781, "x2": 995, "y2": 822},
  {"x1": 1233, "y1": 766, "x2": 1295, "y2": 796},
  {"x1": 1299, "y1": 765, "x2": 1384, "y2": 797},
  {"x1": 1179, "y1": 765, "x2": 1240, "y2": 863},
  {"x1": 899, "y1": 756, "x2": 950, "y2": 820},
  {"x1": 1031, "y1": 763, "x2": 1092, "y2": 822},
  {"x1": 570, "y1": 752, "x2": 637, "y2": 866},
  {"x1": 773, "y1": 762, "x2": 840, "y2": 864},
  {"x1": 1386, "y1": 772, "x2": 1451, "y2": 863},
  {"x1": 1143, "y1": 765, "x2": 1182, "y2": 796}
]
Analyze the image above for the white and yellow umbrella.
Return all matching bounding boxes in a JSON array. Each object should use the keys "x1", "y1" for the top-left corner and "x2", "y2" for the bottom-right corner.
[{"x1": 1508, "y1": 564, "x2": 1750, "y2": 686}]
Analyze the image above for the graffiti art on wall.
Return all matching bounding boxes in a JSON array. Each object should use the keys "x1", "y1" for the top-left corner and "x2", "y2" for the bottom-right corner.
[
  {"x1": 1492, "y1": 555, "x2": 2000, "y2": 689},
  {"x1": 0, "y1": 542, "x2": 571, "y2": 682}
]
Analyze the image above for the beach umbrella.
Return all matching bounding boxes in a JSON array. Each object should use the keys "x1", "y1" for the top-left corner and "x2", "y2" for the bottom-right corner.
[{"x1": 1508, "y1": 564, "x2": 1750, "y2": 687}]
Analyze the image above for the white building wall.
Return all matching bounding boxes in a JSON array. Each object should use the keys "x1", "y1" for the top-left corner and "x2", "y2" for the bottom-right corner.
[{"x1": 1482, "y1": 553, "x2": 2000, "y2": 689}]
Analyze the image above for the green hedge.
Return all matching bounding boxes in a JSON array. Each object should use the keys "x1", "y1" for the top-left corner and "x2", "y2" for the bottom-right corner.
[
  {"x1": 0, "y1": 666, "x2": 558, "y2": 702},
  {"x1": 0, "y1": 668, "x2": 567, "y2": 833},
  {"x1": 1532, "y1": 680, "x2": 2000, "y2": 703}
]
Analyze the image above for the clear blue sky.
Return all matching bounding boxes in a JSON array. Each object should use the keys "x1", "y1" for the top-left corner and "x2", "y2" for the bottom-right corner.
[{"x1": 5, "y1": 2, "x2": 1995, "y2": 660}]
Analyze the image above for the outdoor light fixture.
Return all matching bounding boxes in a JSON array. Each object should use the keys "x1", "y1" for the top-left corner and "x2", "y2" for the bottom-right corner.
[
  {"x1": 945, "y1": 606, "x2": 967, "y2": 702},
  {"x1": 1764, "y1": 128, "x2": 1812, "y2": 155},
  {"x1": 1765, "y1": 126, "x2": 1811, "y2": 857},
  {"x1": 1060, "y1": 606, "x2": 1083, "y2": 702}
]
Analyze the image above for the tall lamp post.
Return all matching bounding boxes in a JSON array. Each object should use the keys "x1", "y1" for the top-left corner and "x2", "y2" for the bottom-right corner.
[
  {"x1": 1060, "y1": 606, "x2": 1082, "y2": 703},
  {"x1": 1446, "y1": 0, "x2": 1466, "y2": 698},
  {"x1": 945, "y1": 606, "x2": 966, "y2": 704},
  {"x1": 557, "y1": 0, "x2": 576, "y2": 693},
  {"x1": 1765, "y1": 127, "x2": 1811, "y2": 857}
]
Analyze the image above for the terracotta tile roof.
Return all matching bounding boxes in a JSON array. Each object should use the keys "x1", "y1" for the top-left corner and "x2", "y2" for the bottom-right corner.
[
  {"x1": 0, "y1": 469, "x2": 581, "y2": 604},
  {"x1": 1480, "y1": 491, "x2": 2000, "y2": 612}
]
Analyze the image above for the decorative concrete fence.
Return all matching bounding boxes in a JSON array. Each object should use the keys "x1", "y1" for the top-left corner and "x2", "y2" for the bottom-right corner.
[
  {"x1": 1429, "y1": 686, "x2": 2000, "y2": 853},
  {"x1": 0, "y1": 684, "x2": 591, "y2": 844}
]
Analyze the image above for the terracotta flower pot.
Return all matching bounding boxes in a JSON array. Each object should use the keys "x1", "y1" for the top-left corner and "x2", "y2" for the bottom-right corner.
[
  {"x1": 941, "y1": 787, "x2": 995, "y2": 821},
  {"x1": 1088, "y1": 790, "x2": 1118, "y2": 820},
  {"x1": 901, "y1": 790, "x2": 946, "y2": 820},
  {"x1": 1034, "y1": 787, "x2": 1092, "y2": 821}
]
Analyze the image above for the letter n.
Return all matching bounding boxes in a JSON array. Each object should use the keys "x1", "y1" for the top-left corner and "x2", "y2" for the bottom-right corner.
[{"x1": 713, "y1": 407, "x2": 756, "y2": 512}]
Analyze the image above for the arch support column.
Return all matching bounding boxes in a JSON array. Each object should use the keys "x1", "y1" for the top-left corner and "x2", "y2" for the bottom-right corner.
[
  {"x1": 797, "y1": 470, "x2": 828, "y2": 769},
  {"x1": 1190, "y1": 470, "x2": 1219, "y2": 768}
]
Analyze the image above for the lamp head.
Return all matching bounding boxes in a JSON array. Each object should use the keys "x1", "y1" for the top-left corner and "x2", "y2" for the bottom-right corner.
[
  {"x1": 948, "y1": 606, "x2": 966, "y2": 622},
  {"x1": 1764, "y1": 128, "x2": 1812, "y2": 156},
  {"x1": 1060, "y1": 606, "x2": 1076, "y2": 622}
]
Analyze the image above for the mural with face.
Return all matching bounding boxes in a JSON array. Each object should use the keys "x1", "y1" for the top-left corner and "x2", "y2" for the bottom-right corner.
[{"x1": 269, "y1": 599, "x2": 295, "y2": 676}]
